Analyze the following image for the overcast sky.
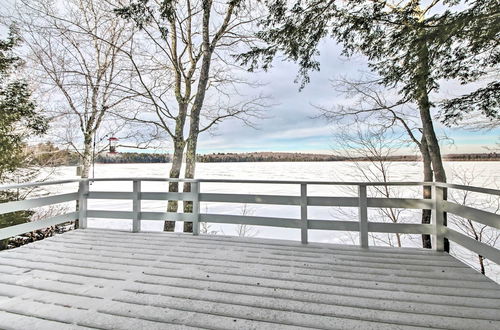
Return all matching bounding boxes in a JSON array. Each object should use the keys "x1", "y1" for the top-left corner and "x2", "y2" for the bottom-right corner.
[{"x1": 193, "y1": 40, "x2": 499, "y2": 155}]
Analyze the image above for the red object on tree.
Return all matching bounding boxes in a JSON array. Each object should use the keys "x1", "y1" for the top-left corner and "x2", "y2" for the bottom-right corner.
[{"x1": 108, "y1": 137, "x2": 118, "y2": 154}]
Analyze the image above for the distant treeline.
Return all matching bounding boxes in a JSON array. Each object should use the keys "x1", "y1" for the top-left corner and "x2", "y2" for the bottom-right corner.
[
  {"x1": 355, "y1": 153, "x2": 500, "y2": 162},
  {"x1": 90, "y1": 151, "x2": 500, "y2": 163},
  {"x1": 197, "y1": 152, "x2": 346, "y2": 162},
  {"x1": 97, "y1": 153, "x2": 171, "y2": 163},
  {"x1": 94, "y1": 151, "x2": 346, "y2": 163},
  {"x1": 27, "y1": 143, "x2": 171, "y2": 165},
  {"x1": 27, "y1": 143, "x2": 500, "y2": 165},
  {"x1": 443, "y1": 153, "x2": 500, "y2": 161}
]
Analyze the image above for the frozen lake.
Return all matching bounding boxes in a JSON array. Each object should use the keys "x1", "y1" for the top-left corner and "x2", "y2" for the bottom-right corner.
[
  {"x1": 41, "y1": 161, "x2": 500, "y2": 279},
  {"x1": 80, "y1": 161, "x2": 500, "y2": 184}
]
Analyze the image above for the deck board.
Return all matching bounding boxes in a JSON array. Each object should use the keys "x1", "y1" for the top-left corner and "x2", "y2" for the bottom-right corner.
[{"x1": 0, "y1": 229, "x2": 499, "y2": 329}]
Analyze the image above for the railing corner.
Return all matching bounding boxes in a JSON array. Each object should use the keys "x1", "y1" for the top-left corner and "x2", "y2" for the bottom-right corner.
[
  {"x1": 358, "y1": 184, "x2": 369, "y2": 248},
  {"x1": 192, "y1": 181, "x2": 200, "y2": 236},
  {"x1": 432, "y1": 185, "x2": 445, "y2": 251},
  {"x1": 77, "y1": 179, "x2": 89, "y2": 229}
]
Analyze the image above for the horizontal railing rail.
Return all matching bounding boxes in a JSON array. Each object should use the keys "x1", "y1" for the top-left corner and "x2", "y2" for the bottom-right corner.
[
  {"x1": 0, "y1": 179, "x2": 81, "y2": 190},
  {"x1": 0, "y1": 179, "x2": 82, "y2": 240},
  {"x1": 0, "y1": 193, "x2": 79, "y2": 215},
  {"x1": 0, "y1": 178, "x2": 498, "y2": 265}
]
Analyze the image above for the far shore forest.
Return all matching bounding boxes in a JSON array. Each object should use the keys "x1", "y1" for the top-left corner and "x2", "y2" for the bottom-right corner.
[{"x1": 30, "y1": 143, "x2": 500, "y2": 165}]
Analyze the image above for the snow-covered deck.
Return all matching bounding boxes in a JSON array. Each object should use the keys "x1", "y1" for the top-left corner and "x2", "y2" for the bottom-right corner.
[{"x1": 0, "y1": 229, "x2": 499, "y2": 329}]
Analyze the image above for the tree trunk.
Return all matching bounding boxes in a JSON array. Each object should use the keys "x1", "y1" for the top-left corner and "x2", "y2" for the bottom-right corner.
[
  {"x1": 180, "y1": 2, "x2": 213, "y2": 232},
  {"x1": 415, "y1": 34, "x2": 449, "y2": 251},
  {"x1": 163, "y1": 100, "x2": 189, "y2": 231},
  {"x1": 479, "y1": 255, "x2": 485, "y2": 274},
  {"x1": 182, "y1": 134, "x2": 199, "y2": 233},
  {"x1": 418, "y1": 100, "x2": 446, "y2": 183},
  {"x1": 81, "y1": 134, "x2": 93, "y2": 179},
  {"x1": 420, "y1": 136, "x2": 433, "y2": 248},
  {"x1": 395, "y1": 233, "x2": 402, "y2": 248},
  {"x1": 75, "y1": 133, "x2": 93, "y2": 229},
  {"x1": 163, "y1": 137, "x2": 186, "y2": 231}
]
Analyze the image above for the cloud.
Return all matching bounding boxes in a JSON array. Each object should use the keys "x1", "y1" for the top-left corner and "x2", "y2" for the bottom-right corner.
[{"x1": 193, "y1": 38, "x2": 499, "y2": 155}]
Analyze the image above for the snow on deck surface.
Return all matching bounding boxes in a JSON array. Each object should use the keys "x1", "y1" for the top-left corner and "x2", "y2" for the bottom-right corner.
[{"x1": 0, "y1": 229, "x2": 499, "y2": 330}]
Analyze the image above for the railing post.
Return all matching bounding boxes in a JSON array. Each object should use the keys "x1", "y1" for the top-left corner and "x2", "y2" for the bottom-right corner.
[
  {"x1": 192, "y1": 181, "x2": 200, "y2": 236},
  {"x1": 132, "y1": 180, "x2": 141, "y2": 233},
  {"x1": 358, "y1": 184, "x2": 368, "y2": 248},
  {"x1": 432, "y1": 184, "x2": 445, "y2": 251},
  {"x1": 300, "y1": 183, "x2": 308, "y2": 244},
  {"x1": 77, "y1": 179, "x2": 89, "y2": 229}
]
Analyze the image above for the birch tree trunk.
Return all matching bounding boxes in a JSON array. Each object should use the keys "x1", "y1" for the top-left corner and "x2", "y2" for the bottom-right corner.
[
  {"x1": 164, "y1": 137, "x2": 185, "y2": 231},
  {"x1": 161, "y1": 7, "x2": 192, "y2": 231},
  {"x1": 182, "y1": 136, "x2": 198, "y2": 232},
  {"x1": 182, "y1": 2, "x2": 213, "y2": 232},
  {"x1": 81, "y1": 134, "x2": 93, "y2": 179},
  {"x1": 74, "y1": 132, "x2": 93, "y2": 229}
]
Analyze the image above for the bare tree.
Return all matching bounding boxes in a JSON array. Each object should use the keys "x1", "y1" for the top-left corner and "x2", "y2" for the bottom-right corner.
[
  {"x1": 333, "y1": 125, "x2": 419, "y2": 248},
  {"x1": 200, "y1": 205, "x2": 218, "y2": 235},
  {"x1": 15, "y1": 0, "x2": 139, "y2": 179},
  {"x1": 200, "y1": 221, "x2": 218, "y2": 235},
  {"x1": 448, "y1": 168, "x2": 500, "y2": 276},
  {"x1": 235, "y1": 204, "x2": 259, "y2": 238},
  {"x1": 114, "y1": 0, "x2": 266, "y2": 232},
  {"x1": 318, "y1": 78, "x2": 435, "y2": 248}
]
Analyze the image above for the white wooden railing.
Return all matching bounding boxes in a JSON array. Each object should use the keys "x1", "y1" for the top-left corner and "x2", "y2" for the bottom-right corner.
[{"x1": 0, "y1": 178, "x2": 499, "y2": 264}]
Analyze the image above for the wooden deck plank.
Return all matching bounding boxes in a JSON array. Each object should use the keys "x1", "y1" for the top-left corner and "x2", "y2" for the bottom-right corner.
[
  {"x1": 129, "y1": 274, "x2": 500, "y2": 320},
  {"x1": 0, "y1": 310, "x2": 93, "y2": 330},
  {"x1": 0, "y1": 229, "x2": 499, "y2": 330},
  {"x1": 2, "y1": 257, "x2": 497, "y2": 322},
  {"x1": 10, "y1": 246, "x2": 495, "y2": 290},
  {"x1": 42, "y1": 234, "x2": 477, "y2": 272},
  {"x1": 2, "y1": 255, "x2": 498, "y2": 310},
  {"x1": 66, "y1": 229, "x2": 452, "y2": 256},
  {"x1": 141, "y1": 263, "x2": 500, "y2": 298},
  {"x1": 52, "y1": 233, "x2": 468, "y2": 267},
  {"x1": 8, "y1": 239, "x2": 490, "y2": 282},
  {"x1": 62, "y1": 229, "x2": 432, "y2": 253},
  {"x1": 0, "y1": 299, "x2": 198, "y2": 330},
  {"x1": 25, "y1": 240, "x2": 487, "y2": 282},
  {"x1": 113, "y1": 288, "x2": 497, "y2": 329}
]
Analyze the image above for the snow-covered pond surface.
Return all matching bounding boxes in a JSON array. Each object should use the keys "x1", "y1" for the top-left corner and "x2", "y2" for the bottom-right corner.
[{"x1": 40, "y1": 161, "x2": 500, "y2": 280}]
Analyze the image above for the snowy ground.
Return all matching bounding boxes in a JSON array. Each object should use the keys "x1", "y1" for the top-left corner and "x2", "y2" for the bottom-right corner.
[{"x1": 38, "y1": 161, "x2": 500, "y2": 280}]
